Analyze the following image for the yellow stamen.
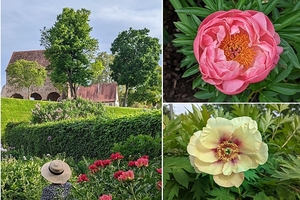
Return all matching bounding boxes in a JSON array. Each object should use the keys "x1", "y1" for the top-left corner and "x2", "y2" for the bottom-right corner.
[
  {"x1": 217, "y1": 141, "x2": 239, "y2": 162},
  {"x1": 219, "y1": 33, "x2": 255, "y2": 69}
]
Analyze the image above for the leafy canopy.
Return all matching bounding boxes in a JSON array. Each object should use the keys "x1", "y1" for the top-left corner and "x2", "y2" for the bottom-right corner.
[
  {"x1": 40, "y1": 7, "x2": 99, "y2": 99},
  {"x1": 110, "y1": 27, "x2": 161, "y2": 106},
  {"x1": 6, "y1": 59, "x2": 47, "y2": 99}
]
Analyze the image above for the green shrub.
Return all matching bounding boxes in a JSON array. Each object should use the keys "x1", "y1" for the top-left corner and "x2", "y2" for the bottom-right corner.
[
  {"x1": 4, "y1": 111, "x2": 161, "y2": 161},
  {"x1": 31, "y1": 97, "x2": 105, "y2": 124},
  {"x1": 112, "y1": 134, "x2": 161, "y2": 160}
]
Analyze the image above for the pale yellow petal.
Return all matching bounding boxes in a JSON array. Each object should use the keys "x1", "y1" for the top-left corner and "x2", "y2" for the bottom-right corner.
[
  {"x1": 246, "y1": 142, "x2": 268, "y2": 165},
  {"x1": 193, "y1": 157, "x2": 223, "y2": 175},
  {"x1": 200, "y1": 118, "x2": 235, "y2": 149},
  {"x1": 213, "y1": 172, "x2": 244, "y2": 188},
  {"x1": 233, "y1": 154, "x2": 257, "y2": 173},
  {"x1": 189, "y1": 156, "x2": 201, "y2": 173},
  {"x1": 231, "y1": 116, "x2": 257, "y2": 129},
  {"x1": 232, "y1": 125, "x2": 262, "y2": 153},
  {"x1": 187, "y1": 132, "x2": 219, "y2": 163}
]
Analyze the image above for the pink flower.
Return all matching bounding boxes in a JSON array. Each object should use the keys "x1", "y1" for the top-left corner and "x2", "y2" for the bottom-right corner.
[
  {"x1": 89, "y1": 164, "x2": 98, "y2": 174},
  {"x1": 77, "y1": 174, "x2": 89, "y2": 182},
  {"x1": 187, "y1": 117, "x2": 268, "y2": 187},
  {"x1": 113, "y1": 170, "x2": 124, "y2": 179},
  {"x1": 194, "y1": 9, "x2": 283, "y2": 95},
  {"x1": 135, "y1": 157, "x2": 149, "y2": 167},
  {"x1": 110, "y1": 152, "x2": 124, "y2": 160},
  {"x1": 128, "y1": 160, "x2": 136, "y2": 167},
  {"x1": 99, "y1": 194, "x2": 112, "y2": 200},
  {"x1": 117, "y1": 170, "x2": 134, "y2": 181},
  {"x1": 156, "y1": 168, "x2": 162, "y2": 174},
  {"x1": 94, "y1": 159, "x2": 111, "y2": 168},
  {"x1": 156, "y1": 181, "x2": 162, "y2": 190}
]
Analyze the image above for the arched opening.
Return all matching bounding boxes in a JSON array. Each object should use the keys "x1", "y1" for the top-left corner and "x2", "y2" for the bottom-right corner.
[
  {"x1": 47, "y1": 92, "x2": 60, "y2": 101},
  {"x1": 31, "y1": 93, "x2": 42, "y2": 100},
  {"x1": 10, "y1": 94, "x2": 23, "y2": 99}
]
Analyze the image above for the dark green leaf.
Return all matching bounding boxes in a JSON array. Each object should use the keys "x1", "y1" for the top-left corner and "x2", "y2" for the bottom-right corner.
[
  {"x1": 274, "y1": 9, "x2": 300, "y2": 31},
  {"x1": 194, "y1": 91, "x2": 215, "y2": 100},
  {"x1": 268, "y1": 83, "x2": 300, "y2": 95},
  {"x1": 272, "y1": 65, "x2": 293, "y2": 83},
  {"x1": 172, "y1": 168, "x2": 189, "y2": 188},
  {"x1": 263, "y1": 0, "x2": 280, "y2": 15},
  {"x1": 175, "y1": 7, "x2": 213, "y2": 18},
  {"x1": 253, "y1": 192, "x2": 270, "y2": 200},
  {"x1": 235, "y1": 0, "x2": 247, "y2": 9},
  {"x1": 202, "y1": 0, "x2": 217, "y2": 11},
  {"x1": 174, "y1": 22, "x2": 197, "y2": 37},
  {"x1": 182, "y1": 65, "x2": 199, "y2": 78},
  {"x1": 192, "y1": 75, "x2": 203, "y2": 89}
]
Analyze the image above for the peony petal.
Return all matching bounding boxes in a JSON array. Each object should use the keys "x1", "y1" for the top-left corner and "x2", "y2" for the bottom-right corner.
[
  {"x1": 193, "y1": 157, "x2": 223, "y2": 175},
  {"x1": 187, "y1": 131, "x2": 219, "y2": 163},
  {"x1": 200, "y1": 118, "x2": 235, "y2": 149},
  {"x1": 233, "y1": 154, "x2": 257, "y2": 173},
  {"x1": 217, "y1": 79, "x2": 248, "y2": 95},
  {"x1": 222, "y1": 161, "x2": 234, "y2": 175},
  {"x1": 247, "y1": 142, "x2": 268, "y2": 165},
  {"x1": 213, "y1": 172, "x2": 244, "y2": 188}
]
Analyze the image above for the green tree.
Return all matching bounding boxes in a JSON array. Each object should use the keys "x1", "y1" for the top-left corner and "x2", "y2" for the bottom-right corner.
[
  {"x1": 110, "y1": 27, "x2": 161, "y2": 106},
  {"x1": 40, "y1": 7, "x2": 99, "y2": 99},
  {"x1": 91, "y1": 52, "x2": 114, "y2": 84},
  {"x1": 6, "y1": 59, "x2": 47, "y2": 99},
  {"x1": 127, "y1": 65, "x2": 162, "y2": 108}
]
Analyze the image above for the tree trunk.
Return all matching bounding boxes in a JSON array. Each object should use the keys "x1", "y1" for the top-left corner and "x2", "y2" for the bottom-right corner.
[
  {"x1": 27, "y1": 87, "x2": 30, "y2": 99},
  {"x1": 123, "y1": 84, "x2": 129, "y2": 107}
]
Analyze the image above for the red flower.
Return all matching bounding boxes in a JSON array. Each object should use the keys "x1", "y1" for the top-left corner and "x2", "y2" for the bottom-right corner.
[
  {"x1": 94, "y1": 159, "x2": 111, "y2": 168},
  {"x1": 141, "y1": 155, "x2": 149, "y2": 159},
  {"x1": 110, "y1": 152, "x2": 124, "y2": 160},
  {"x1": 156, "y1": 181, "x2": 162, "y2": 190},
  {"x1": 135, "y1": 157, "x2": 148, "y2": 167},
  {"x1": 99, "y1": 194, "x2": 112, "y2": 200},
  {"x1": 118, "y1": 170, "x2": 134, "y2": 181},
  {"x1": 89, "y1": 164, "x2": 99, "y2": 174},
  {"x1": 77, "y1": 174, "x2": 89, "y2": 182},
  {"x1": 102, "y1": 159, "x2": 111, "y2": 166},
  {"x1": 128, "y1": 161, "x2": 136, "y2": 167},
  {"x1": 113, "y1": 170, "x2": 124, "y2": 179},
  {"x1": 156, "y1": 168, "x2": 162, "y2": 174}
]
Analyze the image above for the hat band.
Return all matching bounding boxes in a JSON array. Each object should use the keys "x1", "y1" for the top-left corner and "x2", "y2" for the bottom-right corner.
[{"x1": 48, "y1": 166, "x2": 64, "y2": 175}]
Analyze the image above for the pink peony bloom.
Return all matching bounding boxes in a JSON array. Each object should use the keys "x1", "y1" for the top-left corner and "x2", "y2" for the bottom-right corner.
[
  {"x1": 76, "y1": 174, "x2": 89, "y2": 183},
  {"x1": 187, "y1": 117, "x2": 268, "y2": 187},
  {"x1": 117, "y1": 170, "x2": 134, "y2": 181},
  {"x1": 110, "y1": 152, "x2": 124, "y2": 160},
  {"x1": 113, "y1": 170, "x2": 124, "y2": 179},
  {"x1": 135, "y1": 157, "x2": 149, "y2": 167},
  {"x1": 99, "y1": 194, "x2": 112, "y2": 200},
  {"x1": 194, "y1": 9, "x2": 283, "y2": 95}
]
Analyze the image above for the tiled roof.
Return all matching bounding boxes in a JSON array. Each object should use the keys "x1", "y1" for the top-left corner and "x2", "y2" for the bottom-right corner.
[
  {"x1": 7, "y1": 50, "x2": 50, "y2": 68},
  {"x1": 77, "y1": 82, "x2": 118, "y2": 102}
]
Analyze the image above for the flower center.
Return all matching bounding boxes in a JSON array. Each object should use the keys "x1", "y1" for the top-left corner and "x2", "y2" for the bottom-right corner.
[
  {"x1": 217, "y1": 141, "x2": 239, "y2": 162},
  {"x1": 219, "y1": 33, "x2": 255, "y2": 69}
]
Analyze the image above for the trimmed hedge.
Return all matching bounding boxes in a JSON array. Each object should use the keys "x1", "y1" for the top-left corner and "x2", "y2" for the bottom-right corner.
[{"x1": 4, "y1": 110, "x2": 161, "y2": 160}]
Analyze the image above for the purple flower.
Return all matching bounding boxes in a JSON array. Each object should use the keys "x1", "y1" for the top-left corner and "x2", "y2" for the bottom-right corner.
[{"x1": 47, "y1": 136, "x2": 52, "y2": 141}]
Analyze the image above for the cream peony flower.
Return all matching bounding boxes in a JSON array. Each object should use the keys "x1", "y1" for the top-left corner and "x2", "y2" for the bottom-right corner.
[{"x1": 187, "y1": 117, "x2": 268, "y2": 188}]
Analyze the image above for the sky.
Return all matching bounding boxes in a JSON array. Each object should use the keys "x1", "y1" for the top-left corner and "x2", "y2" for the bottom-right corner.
[
  {"x1": 171, "y1": 103, "x2": 203, "y2": 114},
  {"x1": 1, "y1": 0, "x2": 162, "y2": 89}
]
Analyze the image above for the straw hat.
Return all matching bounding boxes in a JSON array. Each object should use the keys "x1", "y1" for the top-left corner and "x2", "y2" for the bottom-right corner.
[{"x1": 41, "y1": 160, "x2": 72, "y2": 184}]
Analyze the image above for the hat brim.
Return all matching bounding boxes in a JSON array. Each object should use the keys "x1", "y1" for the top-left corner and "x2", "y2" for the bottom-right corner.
[{"x1": 41, "y1": 161, "x2": 72, "y2": 184}]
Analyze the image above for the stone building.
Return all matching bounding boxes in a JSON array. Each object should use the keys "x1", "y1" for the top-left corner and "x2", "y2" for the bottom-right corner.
[
  {"x1": 1, "y1": 50, "x2": 119, "y2": 106},
  {"x1": 1, "y1": 50, "x2": 62, "y2": 101}
]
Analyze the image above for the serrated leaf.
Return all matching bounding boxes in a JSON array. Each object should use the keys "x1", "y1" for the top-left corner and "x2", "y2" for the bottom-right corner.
[
  {"x1": 172, "y1": 168, "x2": 189, "y2": 188},
  {"x1": 182, "y1": 65, "x2": 199, "y2": 78},
  {"x1": 253, "y1": 192, "x2": 270, "y2": 200}
]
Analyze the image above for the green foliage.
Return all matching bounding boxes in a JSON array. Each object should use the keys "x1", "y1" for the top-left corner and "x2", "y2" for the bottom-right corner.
[
  {"x1": 163, "y1": 104, "x2": 300, "y2": 199},
  {"x1": 6, "y1": 59, "x2": 47, "y2": 99},
  {"x1": 127, "y1": 66, "x2": 162, "y2": 107},
  {"x1": 30, "y1": 97, "x2": 105, "y2": 124},
  {"x1": 4, "y1": 110, "x2": 161, "y2": 161},
  {"x1": 40, "y1": 7, "x2": 99, "y2": 99},
  {"x1": 1, "y1": 153, "x2": 161, "y2": 199},
  {"x1": 91, "y1": 51, "x2": 115, "y2": 84},
  {"x1": 168, "y1": 0, "x2": 300, "y2": 102},
  {"x1": 112, "y1": 134, "x2": 161, "y2": 160},
  {"x1": 110, "y1": 27, "x2": 161, "y2": 106},
  {"x1": 1, "y1": 98, "x2": 147, "y2": 141}
]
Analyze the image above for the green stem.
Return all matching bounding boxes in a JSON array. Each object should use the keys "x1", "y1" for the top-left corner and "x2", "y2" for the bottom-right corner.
[
  {"x1": 129, "y1": 182, "x2": 137, "y2": 200},
  {"x1": 238, "y1": 187, "x2": 242, "y2": 200}
]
